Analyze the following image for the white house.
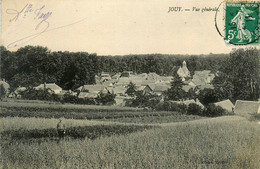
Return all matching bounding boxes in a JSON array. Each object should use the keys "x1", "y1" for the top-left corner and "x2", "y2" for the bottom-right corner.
[{"x1": 34, "y1": 83, "x2": 62, "y2": 94}]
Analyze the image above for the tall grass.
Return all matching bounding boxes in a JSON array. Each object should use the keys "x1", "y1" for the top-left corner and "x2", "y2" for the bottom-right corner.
[
  {"x1": 1, "y1": 116, "x2": 259, "y2": 169},
  {"x1": 0, "y1": 117, "x2": 126, "y2": 131}
]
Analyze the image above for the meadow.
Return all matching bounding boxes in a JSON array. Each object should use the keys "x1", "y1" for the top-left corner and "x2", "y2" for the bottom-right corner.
[
  {"x1": 0, "y1": 101, "x2": 203, "y2": 123},
  {"x1": 1, "y1": 100, "x2": 260, "y2": 169}
]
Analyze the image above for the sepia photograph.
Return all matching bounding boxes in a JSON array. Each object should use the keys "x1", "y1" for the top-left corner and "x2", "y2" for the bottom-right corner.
[{"x1": 1, "y1": 0, "x2": 260, "y2": 168}]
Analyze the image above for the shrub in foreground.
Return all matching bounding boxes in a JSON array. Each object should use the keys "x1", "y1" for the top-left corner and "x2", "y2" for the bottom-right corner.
[
  {"x1": 202, "y1": 103, "x2": 226, "y2": 117},
  {"x1": 155, "y1": 101, "x2": 187, "y2": 113},
  {"x1": 2, "y1": 125, "x2": 154, "y2": 140},
  {"x1": 187, "y1": 103, "x2": 202, "y2": 115}
]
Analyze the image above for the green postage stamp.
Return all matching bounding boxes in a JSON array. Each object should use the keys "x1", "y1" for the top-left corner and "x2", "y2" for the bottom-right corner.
[{"x1": 225, "y1": 2, "x2": 259, "y2": 45}]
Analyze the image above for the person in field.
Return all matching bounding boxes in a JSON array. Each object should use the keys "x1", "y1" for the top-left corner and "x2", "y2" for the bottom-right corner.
[{"x1": 57, "y1": 118, "x2": 66, "y2": 138}]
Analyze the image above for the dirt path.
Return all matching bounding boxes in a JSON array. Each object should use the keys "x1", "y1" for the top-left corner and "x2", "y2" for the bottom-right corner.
[{"x1": 154, "y1": 115, "x2": 247, "y2": 127}]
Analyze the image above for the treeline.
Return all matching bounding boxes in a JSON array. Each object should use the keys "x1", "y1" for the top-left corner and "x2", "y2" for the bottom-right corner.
[
  {"x1": 1, "y1": 45, "x2": 228, "y2": 90},
  {"x1": 98, "y1": 53, "x2": 228, "y2": 75},
  {"x1": 1, "y1": 46, "x2": 97, "y2": 90}
]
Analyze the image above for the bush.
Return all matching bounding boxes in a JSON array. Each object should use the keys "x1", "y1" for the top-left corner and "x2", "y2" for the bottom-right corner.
[
  {"x1": 130, "y1": 91, "x2": 160, "y2": 109},
  {"x1": 62, "y1": 93, "x2": 79, "y2": 104},
  {"x1": 96, "y1": 92, "x2": 116, "y2": 105},
  {"x1": 187, "y1": 103, "x2": 202, "y2": 115},
  {"x1": 20, "y1": 88, "x2": 60, "y2": 102},
  {"x1": 62, "y1": 93, "x2": 96, "y2": 105},
  {"x1": 0, "y1": 84, "x2": 7, "y2": 98},
  {"x1": 198, "y1": 88, "x2": 220, "y2": 106},
  {"x1": 155, "y1": 101, "x2": 187, "y2": 114},
  {"x1": 202, "y1": 103, "x2": 226, "y2": 117},
  {"x1": 2, "y1": 125, "x2": 153, "y2": 140}
]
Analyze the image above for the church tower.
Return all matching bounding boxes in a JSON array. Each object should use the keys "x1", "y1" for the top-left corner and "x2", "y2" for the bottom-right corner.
[{"x1": 177, "y1": 61, "x2": 190, "y2": 81}]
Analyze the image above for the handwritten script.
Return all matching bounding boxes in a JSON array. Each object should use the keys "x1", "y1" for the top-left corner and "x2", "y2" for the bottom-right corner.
[{"x1": 6, "y1": 3, "x2": 87, "y2": 48}]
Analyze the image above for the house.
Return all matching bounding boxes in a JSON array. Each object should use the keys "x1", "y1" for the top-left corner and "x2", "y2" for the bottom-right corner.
[
  {"x1": 116, "y1": 77, "x2": 131, "y2": 87},
  {"x1": 141, "y1": 80, "x2": 156, "y2": 86},
  {"x1": 153, "y1": 84, "x2": 171, "y2": 95},
  {"x1": 171, "y1": 99, "x2": 204, "y2": 109},
  {"x1": 102, "y1": 79, "x2": 118, "y2": 87},
  {"x1": 78, "y1": 84, "x2": 108, "y2": 94},
  {"x1": 100, "y1": 72, "x2": 111, "y2": 82},
  {"x1": 234, "y1": 100, "x2": 260, "y2": 117},
  {"x1": 182, "y1": 84, "x2": 196, "y2": 92},
  {"x1": 57, "y1": 90, "x2": 77, "y2": 98},
  {"x1": 147, "y1": 72, "x2": 160, "y2": 81},
  {"x1": 129, "y1": 76, "x2": 144, "y2": 86},
  {"x1": 0, "y1": 80, "x2": 10, "y2": 97},
  {"x1": 192, "y1": 70, "x2": 215, "y2": 87},
  {"x1": 120, "y1": 71, "x2": 134, "y2": 77},
  {"x1": 108, "y1": 86, "x2": 127, "y2": 95},
  {"x1": 111, "y1": 73, "x2": 121, "y2": 79},
  {"x1": 8, "y1": 86, "x2": 26, "y2": 98},
  {"x1": 34, "y1": 83, "x2": 62, "y2": 94},
  {"x1": 115, "y1": 95, "x2": 133, "y2": 106},
  {"x1": 177, "y1": 61, "x2": 190, "y2": 81},
  {"x1": 78, "y1": 92, "x2": 98, "y2": 99},
  {"x1": 213, "y1": 99, "x2": 234, "y2": 112},
  {"x1": 157, "y1": 76, "x2": 172, "y2": 83},
  {"x1": 136, "y1": 85, "x2": 153, "y2": 95}
]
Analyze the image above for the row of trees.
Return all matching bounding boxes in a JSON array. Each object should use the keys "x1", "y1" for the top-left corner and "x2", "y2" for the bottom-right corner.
[
  {"x1": 19, "y1": 88, "x2": 116, "y2": 106},
  {"x1": 1, "y1": 46, "x2": 97, "y2": 91},
  {"x1": 98, "y1": 53, "x2": 227, "y2": 75}
]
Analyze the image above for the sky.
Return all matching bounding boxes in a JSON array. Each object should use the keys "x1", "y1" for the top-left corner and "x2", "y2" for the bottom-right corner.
[{"x1": 1, "y1": 0, "x2": 259, "y2": 55}]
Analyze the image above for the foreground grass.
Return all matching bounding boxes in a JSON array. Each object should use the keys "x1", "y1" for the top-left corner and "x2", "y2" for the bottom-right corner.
[
  {"x1": 1, "y1": 116, "x2": 259, "y2": 169},
  {"x1": 0, "y1": 117, "x2": 125, "y2": 131},
  {"x1": 0, "y1": 103, "x2": 180, "y2": 120}
]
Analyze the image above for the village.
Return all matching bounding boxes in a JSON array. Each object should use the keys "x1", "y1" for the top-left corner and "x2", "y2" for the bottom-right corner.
[{"x1": 1, "y1": 60, "x2": 259, "y2": 115}]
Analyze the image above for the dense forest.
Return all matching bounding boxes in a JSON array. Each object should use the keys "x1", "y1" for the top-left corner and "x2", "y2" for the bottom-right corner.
[{"x1": 0, "y1": 45, "x2": 231, "y2": 90}]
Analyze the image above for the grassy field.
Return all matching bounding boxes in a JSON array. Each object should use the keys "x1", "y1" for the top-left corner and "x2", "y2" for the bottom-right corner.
[
  {"x1": 0, "y1": 117, "x2": 131, "y2": 131},
  {"x1": 0, "y1": 100, "x2": 204, "y2": 124},
  {"x1": 1, "y1": 116, "x2": 260, "y2": 169},
  {"x1": 101, "y1": 114, "x2": 203, "y2": 124},
  {"x1": 1, "y1": 100, "x2": 259, "y2": 168}
]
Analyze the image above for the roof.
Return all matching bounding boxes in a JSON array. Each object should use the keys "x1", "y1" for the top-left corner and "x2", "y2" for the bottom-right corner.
[
  {"x1": 213, "y1": 99, "x2": 234, "y2": 112},
  {"x1": 182, "y1": 85, "x2": 195, "y2": 92},
  {"x1": 198, "y1": 84, "x2": 214, "y2": 90},
  {"x1": 81, "y1": 85, "x2": 106, "y2": 93},
  {"x1": 154, "y1": 84, "x2": 170, "y2": 93},
  {"x1": 0, "y1": 81, "x2": 10, "y2": 89},
  {"x1": 109, "y1": 86, "x2": 127, "y2": 94},
  {"x1": 192, "y1": 70, "x2": 215, "y2": 86},
  {"x1": 35, "y1": 83, "x2": 62, "y2": 91},
  {"x1": 137, "y1": 86, "x2": 146, "y2": 91},
  {"x1": 102, "y1": 79, "x2": 118, "y2": 86},
  {"x1": 141, "y1": 80, "x2": 156, "y2": 86},
  {"x1": 137, "y1": 85, "x2": 153, "y2": 92},
  {"x1": 157, "y1": 76, "x2": 172, "y2": 82},
  {"x1": 14, "y1": 87, "x2": 27, "y2": 94},
  {"x1": 234, "y1": 100, "x2": 260, "y2": 116},
  {"x1": 111, "y1": 73, "x2": 121, "y2": 79},
  {"x1": 147, "y1": 73, "x2": 159, "y2": 80},
  {"x1": 78, "y1": 92, "x2": 98, "y2": 98},
  {"x1": 117, "y1": 78, "x2": 131, "y2": 85}
]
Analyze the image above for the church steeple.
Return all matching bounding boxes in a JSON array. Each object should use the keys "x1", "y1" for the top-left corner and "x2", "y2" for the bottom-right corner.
[{"x1": 177, "y1": 60, "x2": 190, "y2": 81}]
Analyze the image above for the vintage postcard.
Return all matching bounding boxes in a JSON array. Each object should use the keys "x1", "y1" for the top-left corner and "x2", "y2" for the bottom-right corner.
[{"x1": 1, "y1": 0, "x2": 260, "y2": 168}]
